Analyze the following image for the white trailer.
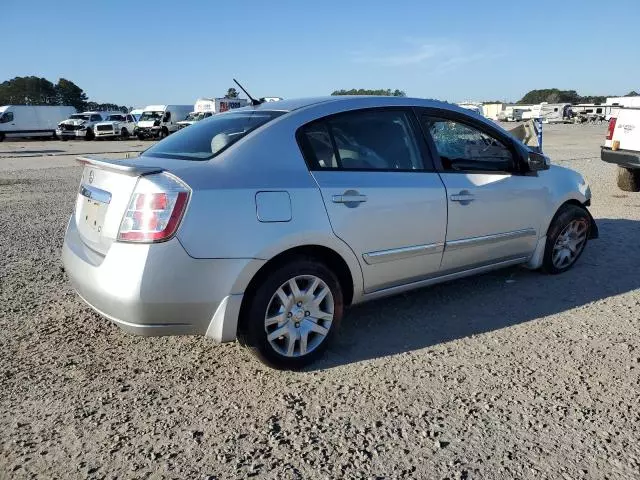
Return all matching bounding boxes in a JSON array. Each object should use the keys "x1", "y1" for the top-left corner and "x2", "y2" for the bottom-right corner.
[{"x1": 0, "y1": 105, "x2": 76, "y2": 141}]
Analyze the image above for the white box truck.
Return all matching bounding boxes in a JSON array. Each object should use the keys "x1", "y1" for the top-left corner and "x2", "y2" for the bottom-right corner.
[
  {"x1": 176, "y1": 98, "x2": 250, "y2": 130},
  {"x1": 0, "y1": 105, "x2": 76, "y2": 141},
  {"x1": 135, "y1": 104, "x2": 192, "y2": 139}
]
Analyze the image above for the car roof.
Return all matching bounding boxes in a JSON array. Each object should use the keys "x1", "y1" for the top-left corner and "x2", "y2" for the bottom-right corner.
[{"x1": 247, "y1": 95, "x2": 463, "y2": 114}]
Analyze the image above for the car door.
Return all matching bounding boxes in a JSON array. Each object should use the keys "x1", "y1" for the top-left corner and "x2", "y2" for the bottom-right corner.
[
  {"x1": 298, "y1": 108, "x2": 448, "y2": 292},
  {"x1": 418, "y1": 110, "x2": 547, "y2": 272}
]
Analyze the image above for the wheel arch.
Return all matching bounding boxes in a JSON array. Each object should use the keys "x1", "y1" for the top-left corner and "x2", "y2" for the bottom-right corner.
[{"x1": 240, "y1": 244, "x2": 357, "y2": 310}]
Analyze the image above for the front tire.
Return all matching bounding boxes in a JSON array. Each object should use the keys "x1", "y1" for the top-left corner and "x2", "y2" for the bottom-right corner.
[
  {"x1": 541, "y1": 204, "x2": 590, "y2": 274},
  {"x1": 120, "y1": 128, "x2": 129, "y2": 139},
  {"x1": 616, "y1": 167, "x2": 640, "y2": 192},
  {"x1": 239, "y1": 257, "x2": 344, "y2": 369},
  {"x1": 84, "y1": 128, "x2": 94, "y2": 141}
]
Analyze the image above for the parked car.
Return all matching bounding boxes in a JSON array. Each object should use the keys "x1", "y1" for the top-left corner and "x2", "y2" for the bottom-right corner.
[
  {"x1": 62, "y1": 96, "x2": 598, "y2": 369},
  {"x1": 94, "y1": 113, "x2": 138, "y2": 140},
  {"x1": 56, "y1": 111, "x2": 121, "y2": 141},
  {"x1": 134, "y1": 104, "x2": 192, "y2": 139},
  {"x1": 601, "y1": 109, "x2": 640, "y2": 191},
  {"x1": 0, "y1": 105, "x2": 76, "y2": 141}
]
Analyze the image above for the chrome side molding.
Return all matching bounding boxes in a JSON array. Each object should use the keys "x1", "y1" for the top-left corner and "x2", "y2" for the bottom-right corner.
[
  {"x1": 445, "y1": 228, "x2": 536, "y2": 251},
  {"x1": 363, "y1": 242, "x2": 445, "y2": 265}
]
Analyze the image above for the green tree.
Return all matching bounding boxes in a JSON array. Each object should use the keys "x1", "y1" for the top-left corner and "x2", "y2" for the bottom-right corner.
[
  {"x1": 225, "y1": 88, "x2": 239, "y2": 98},
  {"x1": 55, "y1": 78, "x2": 88, "y2": 111},
  {"x1": 625, "y1": 90, "x2": 639, "y2": 97},
  {"x1": 519, "y1": 89, "x2": 582, "y2": 104},
  {"x1": 331, "y1": 88, "x2": 406, "y2": 96},
  {"x1": 0, "y1": 76, "x2": 57, "y2": 105}
]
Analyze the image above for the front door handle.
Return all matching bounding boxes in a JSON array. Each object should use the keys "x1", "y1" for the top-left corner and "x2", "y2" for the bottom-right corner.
[
  {"x1": 332, "y1": 190, "x2": 368, "y2": 207},
  {"x1": 450, "y1": 190, "x2": 475, "y2": 205}
]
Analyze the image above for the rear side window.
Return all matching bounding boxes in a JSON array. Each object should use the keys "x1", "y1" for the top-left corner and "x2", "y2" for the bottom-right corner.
[
  {"x1": 142, "y1": 110, "x2": 284, "y2": 161},
  {"x1": 300, "y1": 109, "x2": 424, "y2": 170}
]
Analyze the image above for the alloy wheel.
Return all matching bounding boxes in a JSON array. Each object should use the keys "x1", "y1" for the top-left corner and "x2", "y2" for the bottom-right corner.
[
  {"x1": 264, "y1": 275, "x2": 334, "y2": 357},
  {"x1": 552, "y1": 218, "x2": 588, "y2": 269}
]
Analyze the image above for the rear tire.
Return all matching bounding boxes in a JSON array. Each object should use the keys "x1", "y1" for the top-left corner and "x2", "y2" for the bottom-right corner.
[
  {"x1": 137, "y1": 134, "x2": 145, "y2": 141},
  {"x1": 238, "y1": 257, "x2": 344, "y2": 369},
  {"x1": 541, "y1": 204, "x2": 590, "y2": 274},
  {"x1": 0, "y1": 133, "x2": 4, "y2": 142},
  {"x1": 616, "y1": 167, "x2": 640, "y2": 192}
]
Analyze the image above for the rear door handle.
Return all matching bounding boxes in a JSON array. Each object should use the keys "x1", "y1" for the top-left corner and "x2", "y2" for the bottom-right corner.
[
  {"x1": 450, "y1": 190, "x2": 475, "y2": 204},
  {"x1": 332, "y1": 191, "x2": 368, "y2": 205}
]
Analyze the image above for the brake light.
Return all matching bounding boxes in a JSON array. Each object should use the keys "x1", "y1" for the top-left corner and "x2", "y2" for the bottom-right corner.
[
  {"x1": 606, "y1": 117, "x2": 617, "y2": 140},
  {"x1": 118, "y1": 173, "x2": 190, "y2": 243}
]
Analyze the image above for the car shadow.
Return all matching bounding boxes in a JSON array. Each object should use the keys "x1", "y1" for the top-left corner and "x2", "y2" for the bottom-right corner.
[{"x1": 313, "y1": 218, "x2": 640, "y2": 370}]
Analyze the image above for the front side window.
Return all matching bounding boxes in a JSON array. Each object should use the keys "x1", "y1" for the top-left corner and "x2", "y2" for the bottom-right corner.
[
  {"x1": 142, "y1": 110, "x2": 284, "y2": 161},
  {"x1": 300, "y1": 110, "x2": 423, "y2": 170},
  {"x1": 0, "y1": 112, "x2": 13, "y2": 123},
  {"x1": 423, "y1": 117, "x2": 513, "y2": 173},
  {"x1": 107, "y1": 114, "x2": 125, "y2": 121}
]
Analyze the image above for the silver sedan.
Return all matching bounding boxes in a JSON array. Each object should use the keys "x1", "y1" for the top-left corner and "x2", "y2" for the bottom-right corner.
[{"x1": 62, "y1": 96, "x2": 598, "y2": 368}]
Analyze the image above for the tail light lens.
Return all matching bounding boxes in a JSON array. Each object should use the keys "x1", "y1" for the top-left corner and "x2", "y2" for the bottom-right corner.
[
  {"x1": 606, "y1": 117, "x2": 617, "y2": 140},
  {"x1": 118, "y1": 173, "x2": 190, "y2": 243}
]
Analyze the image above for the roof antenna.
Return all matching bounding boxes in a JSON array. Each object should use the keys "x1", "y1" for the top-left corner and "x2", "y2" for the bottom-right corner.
[{"x1": 233, "y1": 79, "x2": 262, "y2": 106}]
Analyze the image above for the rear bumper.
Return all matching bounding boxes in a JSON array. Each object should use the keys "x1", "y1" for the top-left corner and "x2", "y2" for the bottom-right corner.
[
  {"x1": 62, "y1": 218, "x2": 264, "y2": 341},
  {"x1": 601, "y1": 147, "x2": 640, "y2": 169}
]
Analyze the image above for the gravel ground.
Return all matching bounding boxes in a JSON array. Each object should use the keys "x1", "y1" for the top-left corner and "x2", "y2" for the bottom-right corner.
[{"x1": 1, "y1": 126, "x2": 639, "y2": 479}]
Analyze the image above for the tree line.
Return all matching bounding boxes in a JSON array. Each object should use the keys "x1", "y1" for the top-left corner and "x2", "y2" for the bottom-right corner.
[
  {"x1": 0, "y1": 76, "x2": 129, "y2": 113},
  {"x1": 331, "y1": 88, "x2": 406, "y2": 97},
  {"x1": 518, "y1": 88, "x2": 639, "y2": 105}
]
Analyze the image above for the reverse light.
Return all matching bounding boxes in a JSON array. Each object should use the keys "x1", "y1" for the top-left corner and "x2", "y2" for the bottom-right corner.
[
  {"x1": 606, "y1": 117, "x2": 617, "y2": 140},
  {"x1": 117, "y1": 173, "x2": 190, "y2": 243}
]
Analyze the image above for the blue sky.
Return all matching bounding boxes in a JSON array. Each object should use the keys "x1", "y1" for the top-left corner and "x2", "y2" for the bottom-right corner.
[{"x1": 3, "y1": 0, "x2": 639, "y2": 107}]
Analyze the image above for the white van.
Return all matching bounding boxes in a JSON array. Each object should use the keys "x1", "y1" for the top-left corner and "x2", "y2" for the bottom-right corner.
[
  {"x1": 0, "y1": 105, "x2": 76, "y2": 141},
  {"x1": 134, "y1": 104, "x2": 192, "y2": 140}
]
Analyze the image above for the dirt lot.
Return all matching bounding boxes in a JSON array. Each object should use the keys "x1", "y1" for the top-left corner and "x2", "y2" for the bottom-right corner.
[{"x1": 1, "y1": 125, "x2": 639, "y2": 479}]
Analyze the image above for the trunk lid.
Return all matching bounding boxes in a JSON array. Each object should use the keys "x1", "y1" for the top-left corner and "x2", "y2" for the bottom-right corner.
[{"x1": 73, "y1": 157, "x2": 162, "y2": 255}]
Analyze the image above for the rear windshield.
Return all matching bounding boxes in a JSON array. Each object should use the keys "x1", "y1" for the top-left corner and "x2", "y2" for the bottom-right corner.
[{"x1": 142, "y1": 110, "x2": 285, "y2": 160}]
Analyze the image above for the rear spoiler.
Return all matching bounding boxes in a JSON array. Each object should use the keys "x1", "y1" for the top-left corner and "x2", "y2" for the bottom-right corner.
[{"x1": 76, "y1": 156, "x2": 163, "y2": 176}]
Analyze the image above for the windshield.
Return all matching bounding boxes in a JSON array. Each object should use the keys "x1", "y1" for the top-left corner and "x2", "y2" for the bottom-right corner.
[
  {"x1": 184, "y1": 113, "x2": 198, "y2": 122},
  {"x1": 139, "y1": 111, "x2": 163, "y2": 121},
  {"x1": 142, "y1": 110, "x2": 285, "y2": 160},
  {"x1": 107, "y1": 114, "x2": 125, "y2": 121},
  {"x1": 70, "y1": 114, "x2": 90, "y2": 120}
]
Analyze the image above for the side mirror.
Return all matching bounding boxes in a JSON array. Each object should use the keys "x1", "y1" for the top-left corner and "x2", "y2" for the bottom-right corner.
[{"x1": 527, "y1": 151, "x2": 550, "y2": 172}]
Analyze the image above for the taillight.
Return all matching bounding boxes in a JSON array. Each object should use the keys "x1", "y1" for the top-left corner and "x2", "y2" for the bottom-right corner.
[
  {"x1": 606, "y1": 117, "x2": 617, "y2": 140},
  {"x1": 118, "y1": 173, "x2": 190, "y2": 243}
]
